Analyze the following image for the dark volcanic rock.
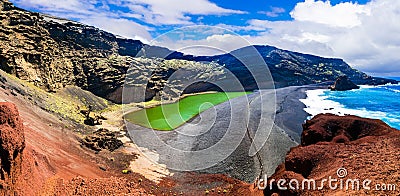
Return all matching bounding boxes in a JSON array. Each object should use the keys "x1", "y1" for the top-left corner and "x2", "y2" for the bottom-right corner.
[
  {"x1": 301, "y1": 113, "x2": 393, "y2": 145},
  {"x1": 329, "y1": 75, "x2": 360, "y2": 91},
  {"x1": 0, "y1": 102, "x2": 25, "y2": 195},
  {"x1": 81, "y1": 128, "x2": 123, "y2": 152},
  {"x1": 178, "y1": 45, "x2": 396, "y2": 89},
  {"x1": 265, "y1": 114, "x2": 400, "y2": 195}
]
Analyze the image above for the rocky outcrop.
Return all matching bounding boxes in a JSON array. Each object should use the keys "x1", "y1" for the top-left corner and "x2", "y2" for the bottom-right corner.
[
  {"x1": 0, "y1": 1, "x2": 224, "y2": 103},
  {"x1": 264, "y1": 114, "x2": 400, "y2": 195},
  {"x1": 81, "y1": 128, "x2": 123, "y2": 152},
  {"x1": 107, "y1": 58, "x2": 226, "y2": 103},
  {"x1": 300, "y1": 113, "x2": 393, "y2": 145},
  {"x1": 0, "y1": 102, "x2": 25, "y2": 195},
  {"x1": 329, "y1": 75, "x2": 360, "y2": 91}
]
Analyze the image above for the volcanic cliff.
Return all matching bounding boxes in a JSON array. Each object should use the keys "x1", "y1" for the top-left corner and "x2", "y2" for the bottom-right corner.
[
  {"x1": 265, "y1": 114, "x2": 400, "y2": 195},
  {"x1": 0, "y1": 0, "x2": 225, "y2": 103},
  {"x1": 0, "y1": 0, "x2": 395, "y2": 104}
]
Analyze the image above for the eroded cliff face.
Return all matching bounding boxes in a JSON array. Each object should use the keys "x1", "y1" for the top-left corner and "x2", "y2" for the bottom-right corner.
[
  {"x1": 0, "y1": 1, "x2": 225, "y2": 103},
  {"x1": 0, "y1": 0, "x2": 118, "y2": 95},
  {"x1": 1, "y1": 1, "x2": 74, "y2": 91}
]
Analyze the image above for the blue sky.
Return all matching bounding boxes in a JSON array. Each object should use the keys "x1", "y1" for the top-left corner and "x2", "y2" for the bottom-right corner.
[
  {"x1": 11, "y1": 0, "x2": 369, "y2": 37},
  {"x1": 196, "y1": 0, "x2": 367, "y2": 25},
  {"x1": 9, "y1": 0, "x2": 400, "y2": 76}
]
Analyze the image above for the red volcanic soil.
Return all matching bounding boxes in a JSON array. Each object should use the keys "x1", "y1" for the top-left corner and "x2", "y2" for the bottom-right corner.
[
  {"x1": 265, "y1": 114, "x2": 400, "y2": 195},
  {"x1": 0, "y1": 101, "x2": 108, "y2": 195},
  {"x1": 0, "y1": 86, "x2": 261, "y2": 195},
  {"x1": 0, "y1": 102, "x2": 25, "y2": 194}
]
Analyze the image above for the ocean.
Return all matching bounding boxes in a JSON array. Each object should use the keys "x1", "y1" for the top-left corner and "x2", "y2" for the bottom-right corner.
[{"x1": 301, "y1": 81, "x2": 400, "y2": 130}]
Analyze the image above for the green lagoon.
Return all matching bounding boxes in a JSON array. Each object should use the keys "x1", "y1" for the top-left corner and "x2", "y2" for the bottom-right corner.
[{"x1": 125, "y1": 92, "x2": 250, "y2": 131}]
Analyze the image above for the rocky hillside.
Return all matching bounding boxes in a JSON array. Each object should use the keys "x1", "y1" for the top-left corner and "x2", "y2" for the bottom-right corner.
[
  {"x1": 265, "y1": 114, "x2": 400, "y2": 195},
  {"x1": 0, "y1": 99, "x2": 261, "y2": 195},
  {"x1": 178, "y1": 45, "x2": 396, "y2": 88},
  {"x1": 0, "y1": 0, "x2": 224, "y2": 103},
  {"x1": 0, "y1": 0, "x2": 395, "y2": 103},
  {"x1": 0, "y1": 102, "x2": 150, "y2": 195}
]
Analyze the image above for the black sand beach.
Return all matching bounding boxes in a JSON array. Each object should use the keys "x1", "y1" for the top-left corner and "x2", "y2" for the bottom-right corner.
[
  {"x1": 274, "y1": 85, "x2": 325, "y2": 143},
  {"x1": 126, "y1": 85, "x2": 322, "y2": 182}
]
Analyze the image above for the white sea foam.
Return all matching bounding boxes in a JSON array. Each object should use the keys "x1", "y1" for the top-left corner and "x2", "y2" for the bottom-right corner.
[
  {"x1": 359, "y1": 83, "x2": 400, "y2": 89},
  {"x1": 378, "y1": 82, "x2": 400, "y2": 87},
  {"x1": 300, "y1": 89, "x2": 391, "y2": 121},
  {"x1": 382, "y1": 86, "x2": 400, "y2": 93},
  {"x1": 360, "y1": 84, "x2": 400, "y2": 93},
  {"x1": 359, "y1": 85, "x2": 375, "y2": 89}
]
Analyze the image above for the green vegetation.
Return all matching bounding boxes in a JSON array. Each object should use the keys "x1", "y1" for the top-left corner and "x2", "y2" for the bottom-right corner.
[
  {"x1": 121, "y1": 169, "x2": 131, "y2": 174},
  {"x1": 124, "y1": 92, "x2": 250, "y2": 131}
]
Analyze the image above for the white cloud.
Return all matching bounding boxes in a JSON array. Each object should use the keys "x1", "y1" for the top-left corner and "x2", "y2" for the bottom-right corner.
[
  {"x1": 11, "y1": 0, "x2": 245, "y2": 45},
  {"x1": 290, "y1": 0, "x2": 370, "y2": 28},
  {"x1": 259, "y1": 7, "x2": 286, "y2": 17},
  {"x1": 12, "y1": 0, "x2": 152, "y2": 42},
  {"x1": 116, "y1": 0, "x2": 246, "y2": 25},
  {"x1": 12, "y1": 0, "x2": 96, "y2": 15},
  {"x1": 158, "y1": 34, "x2": 250, "y2": 56},
  {"x1": 80, "y1": 17, "x2": 152, "y2": 43},
  {"x1": 160, "y1": 0, "x2": 400, "y2": 76},
  {"x1": 285, "y1": 0, "x2": 400, "y2": 75},
  {"x1": 150, "y1": 26, "x2": 251, "y2": 56}
]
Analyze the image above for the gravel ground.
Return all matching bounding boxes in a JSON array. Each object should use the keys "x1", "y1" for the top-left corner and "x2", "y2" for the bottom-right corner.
[{"x1": 126, "y1": 86, "x2": 321, "y2": 183}]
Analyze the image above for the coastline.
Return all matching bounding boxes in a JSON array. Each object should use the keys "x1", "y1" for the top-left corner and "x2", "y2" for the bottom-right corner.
[
  {"x1": 266, "y1": 83, "x2": 400, "y2": 195},
  {"x1": 300, "y1": 84, "x2": 400, "y2": 129},
  {"x1": 274, "y1": 85, "x2": 327, "y2": 143}
]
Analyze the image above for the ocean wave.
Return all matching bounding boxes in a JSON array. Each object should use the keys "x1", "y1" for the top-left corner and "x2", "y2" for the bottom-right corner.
[
  {"x1": 377, "y1": 82, "x2": 400, "y2": 87},
  {"x1": 358, "y1": 84, "x2": 400, "y2": 93},
  {"x1": 359, "y1": 82, "x2": 400, "y2": 90},
  {"x1": 359, "y1": 85, "x2": 376, "y2": 89},
  {"x1": 300, "y1": 89, "x2": 400, "y2": 129},
  {"x1": 381, "y1": 86, "x2": 400, "y2": 93}
]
